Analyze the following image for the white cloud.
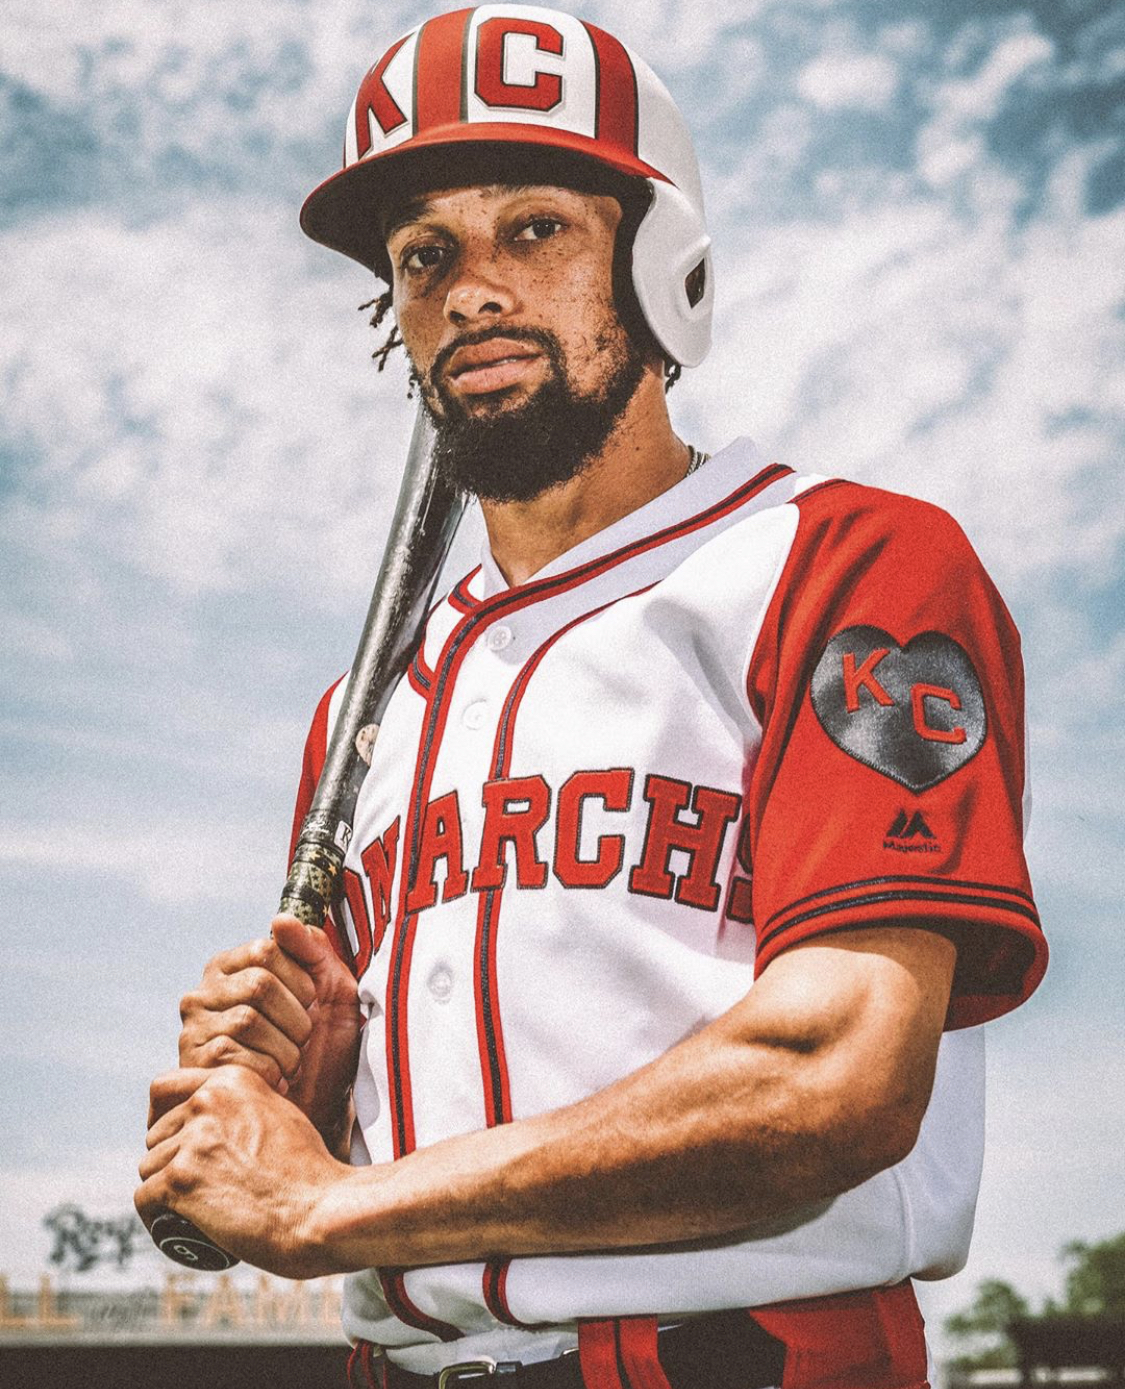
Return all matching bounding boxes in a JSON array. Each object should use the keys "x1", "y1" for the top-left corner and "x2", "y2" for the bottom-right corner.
[
  {"x1": 916, "y1": 19, "x2": 1055, "y2": 192},
  {"x1": 797, "y1": 51, "x2": 899, "y2": 111},
  {"x1": 1, "y1": 201, "x2": 415, "y2": 598},
  {"x1": 0, "y1": 814, "x2": 278, "y2": 906},
  {"x1": 696, "y1": 139, "x2": 1125, "y2": 596},
  {"x1": 4, "y1": 0, "x2": 424, "y2": 157},
  {"x1": 944, "y1": 29, "x2": 1055, "y2": 119}
]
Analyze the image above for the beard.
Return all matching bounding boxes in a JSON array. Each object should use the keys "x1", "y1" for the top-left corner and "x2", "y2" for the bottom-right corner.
[{"x1": 414, "y1": 321, "x2": 647, "y2": 504}]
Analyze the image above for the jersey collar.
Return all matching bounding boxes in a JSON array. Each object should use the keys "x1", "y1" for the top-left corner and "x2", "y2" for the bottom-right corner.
[{"x1": 475, "y1": 437, "x2": 769, "y2": 600}]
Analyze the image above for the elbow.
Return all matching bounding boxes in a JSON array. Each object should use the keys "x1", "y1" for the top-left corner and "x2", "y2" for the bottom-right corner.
[
  {"x1": 821, "y1": 1074, "x2": 931, "y2": 1194},
  {"x1": 849, "y1": 1095, "x2": 926, "y2": 1183}
]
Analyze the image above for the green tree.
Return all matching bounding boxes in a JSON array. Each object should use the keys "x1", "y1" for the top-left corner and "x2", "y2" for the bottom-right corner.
[
  {"x1": 945, "y1": 1278, "x2": 1031, "y2": 1369},
  {"x1": 945, "y1": 1233, "x2": 1125, "y2": 1374},
  {"x1": 1061, "y1": 1232, "x2": 1125, "y2": 1316}
]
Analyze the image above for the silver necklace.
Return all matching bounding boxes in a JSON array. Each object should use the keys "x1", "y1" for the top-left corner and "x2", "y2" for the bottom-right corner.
[{"x1": 685, "y1": 445, "x2": 711, "y2": 474}]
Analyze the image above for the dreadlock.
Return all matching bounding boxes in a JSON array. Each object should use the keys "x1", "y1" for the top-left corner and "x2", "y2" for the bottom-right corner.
[
  {"x1": 358, "y1": 290, "x2": 402, "y2": 374},
  {"x1": 359, "y1": 289, "x2": 680, "y2": 393}
]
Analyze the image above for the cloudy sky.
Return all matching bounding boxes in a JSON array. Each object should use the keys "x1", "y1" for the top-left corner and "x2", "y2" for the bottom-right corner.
[{"x1": 1, "y1": 0, "x2": 1122, "y2": 1361}]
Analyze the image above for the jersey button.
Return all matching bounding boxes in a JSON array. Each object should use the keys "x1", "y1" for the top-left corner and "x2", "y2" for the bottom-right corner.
[
  {"x1": 428, "y1": 964, "x2": 453, "y2": 1003},
  {"x1": 486, "y1": 625, "x2": 513, "y2": 651},
  {"x1": 463, "y1": 700, "x2": 488, "y2": 730}
]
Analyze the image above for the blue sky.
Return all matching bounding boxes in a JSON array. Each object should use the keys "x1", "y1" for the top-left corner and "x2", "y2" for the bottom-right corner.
[{"x1": 1, "y1": 0, "x2": 1122, "y2": 1360}]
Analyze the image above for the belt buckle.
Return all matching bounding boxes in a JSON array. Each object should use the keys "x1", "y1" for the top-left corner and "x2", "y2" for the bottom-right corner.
[{"x1": 437, "y1": 1360, "x2": 498, "y2": 1388}]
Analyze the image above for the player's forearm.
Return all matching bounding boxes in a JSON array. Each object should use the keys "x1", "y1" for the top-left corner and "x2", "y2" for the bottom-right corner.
[
  {"x1": 311, "y1": 930, "x2": 954, "y2": 1272},
  {"x1": 314, "y1": 1040, "x2": 862, "y2": 1270}
]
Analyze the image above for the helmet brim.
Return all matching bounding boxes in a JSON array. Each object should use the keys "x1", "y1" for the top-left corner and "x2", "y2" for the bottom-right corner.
[{"x1": 300, "y1": 123, "x2": 665, "y2": 279}]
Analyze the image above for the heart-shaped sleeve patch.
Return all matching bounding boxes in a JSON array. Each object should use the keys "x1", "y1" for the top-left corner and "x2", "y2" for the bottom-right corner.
[{"x1": 810, "y1": 625, "x2": 986, "y2": 791}]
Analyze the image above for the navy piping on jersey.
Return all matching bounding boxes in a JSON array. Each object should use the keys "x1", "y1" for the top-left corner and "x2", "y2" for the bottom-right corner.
[
  {"x1": 763, "y1": 873, "x2": 1036, "y2": 925},
  {"x1": 756, "y1": 885, "x2": 1042, "y2": 955}
]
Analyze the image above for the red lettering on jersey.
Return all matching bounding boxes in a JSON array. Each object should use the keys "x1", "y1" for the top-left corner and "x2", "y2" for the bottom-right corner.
[
  {"x1": 472, "y1": 775, "x2": 551, "y2": 891},
  {"x1": 724, "y1": 815, "x2": 755, "y2": 925},
  {"x1": 406, "y1": 793, "x2": 468, "y2": 913},
  {"x1": 911, "y1": 682, "x2": 967, "y2": 744},
  {"x1": 354, "y1": 36, "x2": 409, "y2": 156},
  {"x1": 359, "y1": 817, "x2": 400, "y2": 964},
  {"x1": 475, "y1": 17, "x2": 564, "y2": 112},
  {"x1": 842, "y1": 648, "x2": 893, "y2": 712},
  {"x1": 554, "y1": 769, "x2": 633, "y2": 888},
  {"x1": 629, "y1": 775, "x2": 741, "y2": 912},
  {"x1": 340, "y1": 870, "x2": 370, "y2": 977}
]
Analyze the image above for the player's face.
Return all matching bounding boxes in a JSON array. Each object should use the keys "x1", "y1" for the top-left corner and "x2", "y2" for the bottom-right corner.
[{"x1": 385, "y1": 182, "x2": 647, "y2": 502}]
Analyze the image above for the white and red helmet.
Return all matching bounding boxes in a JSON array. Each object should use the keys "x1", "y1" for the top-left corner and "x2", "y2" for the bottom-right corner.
[{"x1": 300, "y1": 4, "x2": 713, "y2": 366}]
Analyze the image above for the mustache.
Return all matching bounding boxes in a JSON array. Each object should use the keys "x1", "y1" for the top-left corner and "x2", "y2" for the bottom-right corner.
[{"x1": 429, "y1": 324, "x2": 565, "y2": 387}]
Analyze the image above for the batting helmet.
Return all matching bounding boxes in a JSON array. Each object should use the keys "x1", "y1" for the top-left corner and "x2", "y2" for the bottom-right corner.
[{"x1": 300, "y1": 4, "x2": 713, "y2": 367}]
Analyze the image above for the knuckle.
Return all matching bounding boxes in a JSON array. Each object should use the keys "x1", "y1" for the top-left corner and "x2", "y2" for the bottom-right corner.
[
  {"x1": 228, "y1": 1004, "x2": 259, "y2": 1039},
  {"x1": 204, "y1": 1035, "x2": 240, "y2": 1066},
  {"x1": 202, "y1": 952, "x2": 231, "y2": 984},
  {"x1": 247, "y1": 938, "x2": 276, "y2": 969},
  {"x1": 178, "y1": 990, "x2": 202, "y2": 1023},
  {"x1": 149, "y1": 1070, "x2": 173, "y2": 1099},
  {"x1": 244, "y1": 968, "x2": 275, "y2": 1008},
  {"x1": 165, "y1": 1163, "x2": 192, "y2": 1198}
]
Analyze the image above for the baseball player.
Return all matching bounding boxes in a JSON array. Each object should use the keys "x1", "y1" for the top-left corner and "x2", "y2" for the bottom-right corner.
[{"x1": 137, "y1": 8, "x2": 1048, "y2": 1388}]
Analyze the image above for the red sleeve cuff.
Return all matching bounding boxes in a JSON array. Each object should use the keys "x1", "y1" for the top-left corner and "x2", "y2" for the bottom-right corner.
[{"x1": 752, "y1": 873, "x2": 1047, "y2": 1029}]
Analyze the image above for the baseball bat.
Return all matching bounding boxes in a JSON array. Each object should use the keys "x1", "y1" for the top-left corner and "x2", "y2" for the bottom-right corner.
[{"x1": 150, "y1": 410, "x2": 464, "y2": 1271}]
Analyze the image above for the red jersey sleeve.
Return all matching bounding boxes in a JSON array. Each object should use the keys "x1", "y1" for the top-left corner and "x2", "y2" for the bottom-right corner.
[
  {"x1": 746, "y1": 481, "x2": 1047, "y2": 1028},
  {"x1": 288, "y1": 675, "x2": 352, "y2": 968}
]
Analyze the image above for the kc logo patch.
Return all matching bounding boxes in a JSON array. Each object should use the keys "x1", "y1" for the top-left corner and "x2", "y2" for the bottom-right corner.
[{"x1": 810, "y1": 625, "x2": 986, "y2": 791}]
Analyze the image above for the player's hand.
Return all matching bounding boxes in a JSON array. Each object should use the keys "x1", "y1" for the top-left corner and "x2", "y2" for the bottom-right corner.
[
  {"x1": 165, "y1": 915, "x2": 361, "y2": 1141},
  {"x1": 137, "y1": 1066, "x2": 355, "y2": 1279}
]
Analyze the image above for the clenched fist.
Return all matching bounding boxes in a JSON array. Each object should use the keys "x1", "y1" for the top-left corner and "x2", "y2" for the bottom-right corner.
[{"x1": 156, "y1": 915, "x2": 361, "y2": 1147}]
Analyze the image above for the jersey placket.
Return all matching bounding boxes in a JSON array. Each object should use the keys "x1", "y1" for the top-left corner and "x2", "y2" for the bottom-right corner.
[{"x1": 375, "y1": 459, "x2": 796, "y2": 1343}]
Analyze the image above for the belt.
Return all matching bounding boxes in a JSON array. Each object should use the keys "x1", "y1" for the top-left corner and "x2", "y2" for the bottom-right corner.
[{"x1": 350, "y1": 1310, "x2": 786, "y2": 1389}]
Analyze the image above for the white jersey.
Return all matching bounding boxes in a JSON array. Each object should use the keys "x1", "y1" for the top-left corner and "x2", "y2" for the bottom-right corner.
[{"x1": 292, "y1": 438, "x2": 1046, "y2": 1375}]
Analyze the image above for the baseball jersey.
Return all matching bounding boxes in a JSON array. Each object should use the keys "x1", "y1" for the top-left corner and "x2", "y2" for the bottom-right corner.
[{"x1": 291, "y1": 438, "x2": 1047, "y2": 1377}]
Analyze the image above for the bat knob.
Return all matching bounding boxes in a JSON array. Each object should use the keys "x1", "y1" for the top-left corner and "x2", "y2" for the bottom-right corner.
[{"x1": 150, "y1": 1211, "x2": 240, "y2": 1271}]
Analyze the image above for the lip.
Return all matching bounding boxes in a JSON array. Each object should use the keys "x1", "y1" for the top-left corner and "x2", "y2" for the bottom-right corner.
[{"x1": 445, "y1": 339, "x2": 544, "y2": 395}]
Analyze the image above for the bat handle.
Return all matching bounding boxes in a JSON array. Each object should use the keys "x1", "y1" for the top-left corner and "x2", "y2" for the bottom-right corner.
[
  {"x1": 149, "y1": 1211, "x2": 239, "y2": 1271},
  {"x1": 278, "y1": 809, "x2": 349, "y2": 927}
]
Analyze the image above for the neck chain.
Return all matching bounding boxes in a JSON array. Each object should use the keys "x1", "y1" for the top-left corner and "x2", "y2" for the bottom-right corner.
[{"x1": 685, "y1": 445, "x2": 711, "y2": 475}]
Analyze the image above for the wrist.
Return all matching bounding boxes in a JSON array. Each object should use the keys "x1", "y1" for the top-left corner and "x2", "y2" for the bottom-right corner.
[
  {"x1": 305, "y1": 1162, "x2": 389, "y2": 1275},
  {"x1": 313, "y1": 1085, "x2": 355, "y2": 1159}
]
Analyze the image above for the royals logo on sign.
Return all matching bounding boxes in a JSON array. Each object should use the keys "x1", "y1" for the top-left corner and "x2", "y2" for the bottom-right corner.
[{"x1": 810, "y1": 625, "x2": 986, "y2": 791}]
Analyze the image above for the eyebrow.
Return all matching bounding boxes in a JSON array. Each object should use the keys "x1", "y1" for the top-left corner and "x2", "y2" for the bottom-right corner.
[
  {"x1": 382, "y1": 198, "x2": 436, "y2": 243},
  {"x1": 381, "y1": 184, "x2": 558, "y2": 242}
]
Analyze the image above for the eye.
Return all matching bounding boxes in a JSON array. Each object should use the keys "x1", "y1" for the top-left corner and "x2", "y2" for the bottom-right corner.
[
  {"x1": 400, "y1": 242, "x2": 447, "y2": 274},
  {"x1": 515, "y1": 216, "x2": 564, "y2": 242}
]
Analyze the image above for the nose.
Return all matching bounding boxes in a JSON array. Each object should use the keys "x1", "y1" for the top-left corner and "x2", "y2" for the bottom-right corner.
[{"x1": 444, "y1": 250, "x2": 516, "y2": 326}]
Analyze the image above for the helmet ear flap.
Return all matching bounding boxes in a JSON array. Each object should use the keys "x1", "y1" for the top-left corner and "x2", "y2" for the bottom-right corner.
[
  {"x1": 611, "y1": 181, "x2": 665, "y2": 367},
  {"x1": 631, "y1": 181, "x2": 713, "y2": 369}
]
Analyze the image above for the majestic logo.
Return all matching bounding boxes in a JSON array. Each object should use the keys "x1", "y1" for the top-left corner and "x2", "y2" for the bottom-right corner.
[
  {"x1": 810, "y1": 625, "x2": 986, "y2": 791},
  {"x1": 884, "y1": 808, "x2": 942, "y2": 854},
  {"x1": 886, "y1": 809, "x2": 934, "y2": 839}
]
